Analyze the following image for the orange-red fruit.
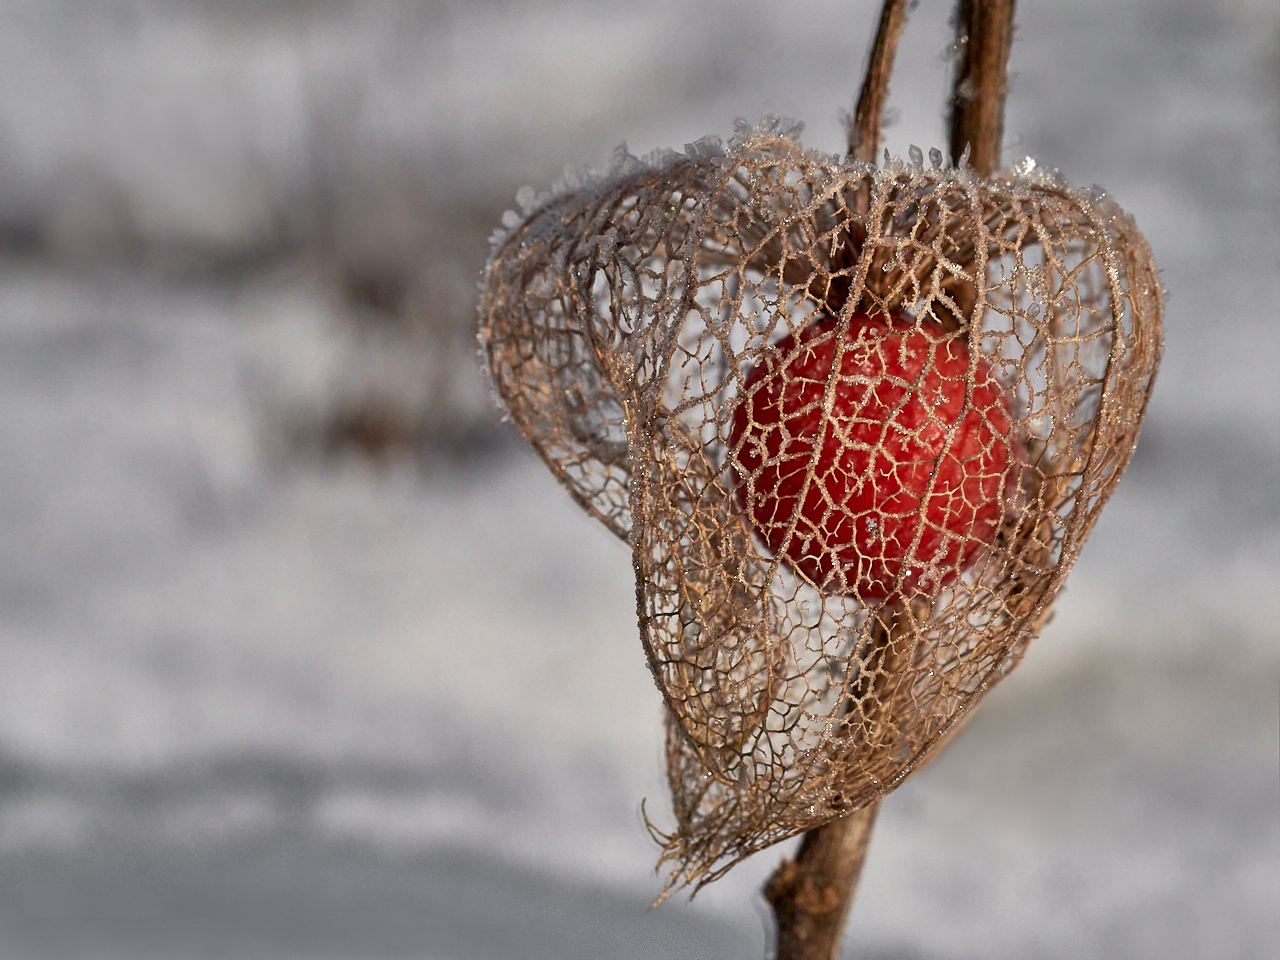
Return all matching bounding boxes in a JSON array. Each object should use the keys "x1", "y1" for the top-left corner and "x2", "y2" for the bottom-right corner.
[{"x1": 728, "y1": 313, "x2": 1014, "y2": 601}]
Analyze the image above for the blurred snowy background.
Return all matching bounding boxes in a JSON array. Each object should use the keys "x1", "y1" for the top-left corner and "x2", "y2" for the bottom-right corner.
[{"x1": 0, "y1": 0, "x2": 1276, "y2": 957}]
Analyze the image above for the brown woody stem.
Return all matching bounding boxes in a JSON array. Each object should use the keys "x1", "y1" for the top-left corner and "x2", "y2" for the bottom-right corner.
[
  {"x1": 765, "y1": 802, "x2": 879, "y2": 960},
  {"x1": 948, "y1": 0, "x2": 1017, "y2": 176},
  {"x1": 847, "y1": 0, "x2": 911, "y2": 165},
  {"x1": 829, "y1": 0, "x2": 910, "y2": 315},
  {"x1": 764, "y1": 602, "x2": 911, "y2": 960},
  {"x1": 761, "y1": 4, "x2": 917, "y2": 956},
  {"x1": 765, "y1": 5, "x2": 1021, "y2": 958}
]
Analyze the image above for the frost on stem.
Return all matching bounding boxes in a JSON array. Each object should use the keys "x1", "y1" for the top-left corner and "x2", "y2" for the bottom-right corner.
[{"x1": 479, "y1": 118, "x2": 1161, "y2": 893}]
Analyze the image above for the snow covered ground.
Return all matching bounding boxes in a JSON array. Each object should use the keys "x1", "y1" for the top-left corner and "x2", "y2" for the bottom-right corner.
[{"x1": 0, "y1": 1, "x2": 1276, "y2": 958}]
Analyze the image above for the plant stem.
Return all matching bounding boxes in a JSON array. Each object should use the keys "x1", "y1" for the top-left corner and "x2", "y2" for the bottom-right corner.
[
  {"x1": 762, "y1": 4, "x2": 915, "y2": 956},
  {"x1": 847, "y1": 0, "x2": 911, "y2": 165},
  {"x1": 764, "y1": 6, "x2": 1021, "y2": 958},
  {"x1": 948, "y1": 0, "x2": 1017, "y2": 176},
  {"x1": 763, "y1": 601, "x2": 910, "y2": 960},
  {"x1": 764, "y1": 802, "x2": 880, "y2": 960}
]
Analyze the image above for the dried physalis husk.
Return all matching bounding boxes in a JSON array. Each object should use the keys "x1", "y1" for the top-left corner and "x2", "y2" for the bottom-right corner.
[{"x1": 479, "y1": 117, "x2": 1161, "y2": 891}]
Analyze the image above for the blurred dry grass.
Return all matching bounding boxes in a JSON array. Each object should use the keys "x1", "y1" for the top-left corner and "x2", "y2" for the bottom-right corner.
[{"x1": 0, "y1": 0, "x2": 536, "y2": 467}]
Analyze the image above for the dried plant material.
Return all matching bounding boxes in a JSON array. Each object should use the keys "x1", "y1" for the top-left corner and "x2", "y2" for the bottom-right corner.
[{"x1": 479, "y1": 117, "x2": 1161, "y2": 892}]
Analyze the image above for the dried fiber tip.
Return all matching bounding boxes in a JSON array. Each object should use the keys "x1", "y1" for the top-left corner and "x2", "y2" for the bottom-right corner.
[{"x1": 479, "y1": 118, "x2": 1161, "y2": 893}]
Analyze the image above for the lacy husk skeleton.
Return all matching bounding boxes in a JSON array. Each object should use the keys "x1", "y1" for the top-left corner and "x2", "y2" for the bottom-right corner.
[{"x1": 479, "y1": 120, "x2": 1161, "y2": 891}]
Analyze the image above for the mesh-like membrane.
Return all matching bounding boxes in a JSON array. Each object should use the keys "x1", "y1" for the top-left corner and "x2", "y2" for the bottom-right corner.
[{"x1": 479, "y1": 117, "x2": 1162, "y2": 892}]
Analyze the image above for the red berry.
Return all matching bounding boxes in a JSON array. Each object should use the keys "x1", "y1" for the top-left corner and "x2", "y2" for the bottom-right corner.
[{"x1": 728, "y1": 313, "x2": 1014, "y2": 602}]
